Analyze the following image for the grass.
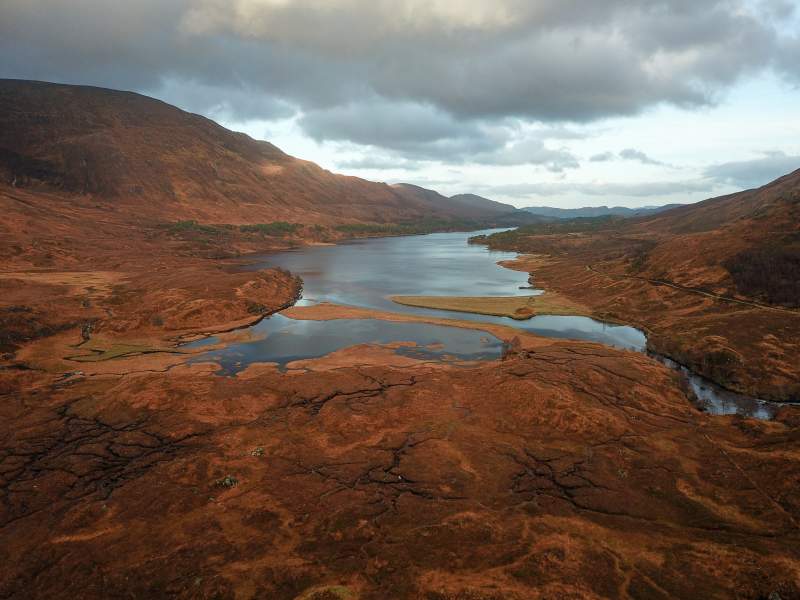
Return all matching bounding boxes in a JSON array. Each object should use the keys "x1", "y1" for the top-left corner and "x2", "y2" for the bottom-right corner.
[
  {"x1": 390, "y1": 294, "x2": 587, "y2": 320},
  {"x1": 334, "y1": 218, "x2": 486, "y2": 237},
  {"x1": 470, "y1": 216, "x2": 624, "y2": 249},
  {"x1": 161, "y1": 220, "x2": 304, "y2": 240},
  {"x1": 163, "y1": 220, "x2": 226, "y2": 236},
  {"x1": 66, "y1": 341, "x2": 177, "y2": 362},
  {"x1": 239, "y1": 222, "x2": 302, "y2": 236}
]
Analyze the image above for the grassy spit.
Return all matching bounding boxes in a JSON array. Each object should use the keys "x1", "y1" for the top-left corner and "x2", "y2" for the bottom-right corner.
[{"x1": 390, "y1": 293, "x2": 588, "y2": 320}]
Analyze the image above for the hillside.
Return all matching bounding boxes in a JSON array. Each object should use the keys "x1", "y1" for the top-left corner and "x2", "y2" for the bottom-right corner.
[
  {"x1": 523, "y1": 203, "x2": 683, "y2": 219},
  {"x1": 474, "y1": 170, "x2": 800, "y2": 401},
  {"x1": 0, "y1": 79, "x2": 505, "y2": 226},
  {"x1": 0, "y1": 79, "x2": 544, "y2": 363},
  {"x1": 450, "y1": 192, "x2": 519, "y2": 214},
  {"x1": 392, "y1": 183, "x2": 516, "y2": 218},
  {"x1": 631, "y1": 169, "x2": 800, "y2": 302},
  {"x1": 391, "y1": 183, "x2": 540, "y2": 226},
  {"x1": 2, "y1": 81, "x2": 800, "y2": 599}
]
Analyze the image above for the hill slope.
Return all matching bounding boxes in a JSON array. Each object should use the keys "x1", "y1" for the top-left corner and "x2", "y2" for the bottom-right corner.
[
  {"x1": 0, "y1": 79, "x2": 504, "y2": 225},
  {"x1": 523, "y1": 204, "x2": 683, "y2": 219},
  {"x1": 632, "y1": 169, "x2": 800, "y2": 304},
  {"x1": 392, "y1": 184, "x2": 539, "y2": 225},
  {"x1": 449, "y1": 193, "x2": 519, "y2": 215},
  {"x1": 475, "y1": 169, "x2": 800, "y2": 400},
  {"x1": 0, "y1": 79, "x2": 540, "y2": 361}
]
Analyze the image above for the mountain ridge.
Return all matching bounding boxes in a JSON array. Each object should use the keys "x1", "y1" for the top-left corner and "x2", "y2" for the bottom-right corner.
[
  {"x1": 522, "y1": 203, "x2": 684, "y2": 219},
  {"x1": 0, "y1": 79, "x2": 520, "y2": 226}
]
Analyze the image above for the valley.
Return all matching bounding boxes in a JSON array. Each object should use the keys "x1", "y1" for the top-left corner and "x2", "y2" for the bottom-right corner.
[{"x1": 1, "y1": 81, "x2": 799, "y2": 600}]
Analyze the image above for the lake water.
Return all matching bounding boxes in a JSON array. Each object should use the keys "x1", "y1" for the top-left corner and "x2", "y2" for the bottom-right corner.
[
  {"x1": 191, "y1": 314, "x2": 506, "y2": 375},
  {"x1": 189, "y1": 229, "x2": 779, "y2": 419},
  {"x1": 243, "y1": 230, "x2": 647, "y2": 350}
]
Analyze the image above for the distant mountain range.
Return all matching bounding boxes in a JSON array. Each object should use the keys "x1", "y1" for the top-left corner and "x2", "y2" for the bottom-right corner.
[
  {"x1": 391, "y1": 184, "x2": 540, "y2": 225},
  {"x1": 522, "y1": 204, "x2": 684, "y2": 219}
]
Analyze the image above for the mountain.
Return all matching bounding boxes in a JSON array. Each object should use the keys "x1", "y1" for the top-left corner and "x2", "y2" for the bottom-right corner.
[
  {"x1": 522, "y1": 204, "x2": 683, "y2": 219},
  {"x1": 474, "y1": 168, "x2": 800, "y2": 400},
  {"x1": 391, "y1": 184, "x2": 540, "y2": 226},
  {"x1": 517, "y1": 171, "x2": 800, "y2": 305},
  {"x1": 392, "y1": 184, "x2": 514, "y2": 218},
  {"x1": 0, "y1": 79, "x2": 505, "y2": 226},
  {"x1": 631, "y1": 169, "x2": 800, "y2": 303},
  {"x1": 449, "y1": 193, "x2": 519, "y2": 214}
]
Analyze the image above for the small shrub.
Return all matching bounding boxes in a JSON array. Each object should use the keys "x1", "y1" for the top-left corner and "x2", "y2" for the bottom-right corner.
[
  {"x1": 246, "y1": 301, "x2": 267, "y2": 315},
  {"x1": 214, "y1": 475, "x2": 239, "y2": 489},
  {"x1": 239, "y1": 222, "x2": 301, "y2": 236},
  {"x1": 723, "y1": 237, "x2": 800, "y2": 307},
  {"x1": 166, "y1": 220, "x2": 221, "y2": 235}
]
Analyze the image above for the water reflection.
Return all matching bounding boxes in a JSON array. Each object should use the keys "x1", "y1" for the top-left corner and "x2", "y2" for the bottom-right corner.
[
  {"x1": 188, "y1": 314, "x2": 505, "y2": 375},
  {"x1": 248, "y1": 230, "x2": 646, "y2": 352},
  {"x1": 192, "y1": 229, "x2": 780, "y2": 419}
]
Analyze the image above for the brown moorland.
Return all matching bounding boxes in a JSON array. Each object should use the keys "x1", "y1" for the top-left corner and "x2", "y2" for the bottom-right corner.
[
  {"x1": 475, "y1": 173, "x2": 800, "y2": 402},
  {"x1": 1, "y1": 80, "x2": 799, "y2": 600}
]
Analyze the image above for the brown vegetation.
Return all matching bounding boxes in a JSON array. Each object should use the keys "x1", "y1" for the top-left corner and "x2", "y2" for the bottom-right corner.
[
  {"x1": 477, "y1": 170, "x2": 800, "y2": 401},
  {"x1": 723, "y1": 234, "x2": 800, "y2": 307},
  {"x1": 1, "y1": 80, "x2": 799, "y2": 599},
  {"x1": 0, "y1": 79, "x2": 524, "y2": 226},
  {"x1": 390, "y1": 293, "x2": 588, "y2": 320},
  {"x1": 3, "y1": 342, "x2": 800, "y2": 599}
]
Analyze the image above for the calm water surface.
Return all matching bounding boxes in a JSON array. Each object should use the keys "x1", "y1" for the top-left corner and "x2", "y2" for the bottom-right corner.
[
  {"x1": 190, "y1": 229, "x2": 779, "y2": 419},
  {"x1": 193, "y1": 314, "x2": 505, "y2": 375},
  {"x1": 244, "y1": 230, "x2": 646, "y2": 350}
]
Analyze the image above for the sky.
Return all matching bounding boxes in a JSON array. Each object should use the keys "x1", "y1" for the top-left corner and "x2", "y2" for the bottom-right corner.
[{"x1": 1, "y1": 0, "x2": 799, "y2": 208}]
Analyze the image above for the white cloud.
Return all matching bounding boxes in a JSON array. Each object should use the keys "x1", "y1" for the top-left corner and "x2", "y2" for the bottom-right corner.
[{"x1": 705, "y1": 151, "x2": 800, "y2": 188}]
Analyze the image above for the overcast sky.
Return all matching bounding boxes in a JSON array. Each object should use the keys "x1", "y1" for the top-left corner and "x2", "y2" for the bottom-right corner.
[{"x1": 2, "y1": 0, "x2": 799, "y2": 208}]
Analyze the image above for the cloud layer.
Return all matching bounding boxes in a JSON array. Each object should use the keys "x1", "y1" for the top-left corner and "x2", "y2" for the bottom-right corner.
[
  {"x1": 705, "y1": 151, "x2": 800, "y2": 188},
  {"x1": 1, "y1": 0, "x2": 797, "y2": 160}
]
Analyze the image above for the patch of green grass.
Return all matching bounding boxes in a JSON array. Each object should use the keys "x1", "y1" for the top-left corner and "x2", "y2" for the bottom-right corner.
[
  {"x1": 335, "y1": 218, "x2": 485, "y2": 237},
  {"x1": 470, "y1": 216, "x2": 624, "y2": 250},
  {"x1": 391, "y1": 294, "x2": 586, "y2": 320},
  {"x1": 239, "y1": 222, "x2": 302, "y2": 236},
  {"x1": 473, "y1": 216, "x2": 621, "y2": 239},
  {"x1": 163, "y1": 220, "x2": 226, "y2": 236}
]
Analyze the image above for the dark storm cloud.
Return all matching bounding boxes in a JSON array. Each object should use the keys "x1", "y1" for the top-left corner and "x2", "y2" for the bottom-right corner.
[
  {"x1": 704, "y1": 151, "x2": 800, "y2": 188},
  {"x1": 300, "y1": 101, "x2": 500, "y2": 157},
  {"x1": 0, "y1": 0, "x2": 796, "y2": 158}
]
